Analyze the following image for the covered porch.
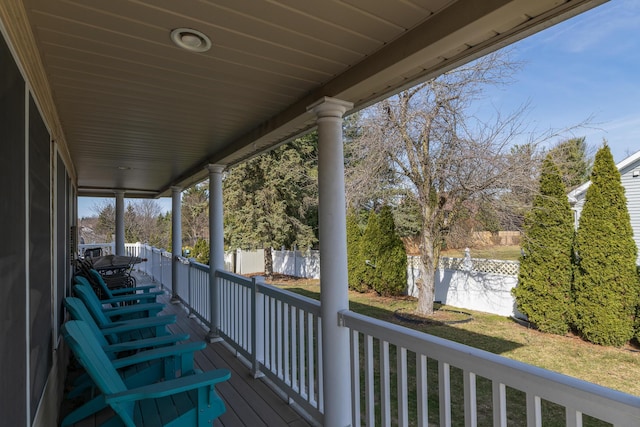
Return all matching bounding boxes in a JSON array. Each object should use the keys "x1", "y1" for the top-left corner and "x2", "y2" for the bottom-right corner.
[{"x1": 2, "y1": 0, "x2": 639, "y2": 426}]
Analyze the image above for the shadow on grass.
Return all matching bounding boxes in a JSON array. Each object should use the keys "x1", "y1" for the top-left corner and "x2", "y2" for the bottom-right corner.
[
  {"x1": 285, "y1": 287, "x2": 613, "y2": 427},
  {"x1": 287, "y1": 287, "x2": 523, "y2": 355}
]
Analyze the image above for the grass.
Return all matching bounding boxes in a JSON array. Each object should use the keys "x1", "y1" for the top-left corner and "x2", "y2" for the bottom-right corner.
[
  {"x1": 268, "y1": 275, "x2": 640, "y2": 426},
  {"x1": 440, "y1": 245, "x2": 522, "y2": 261}
]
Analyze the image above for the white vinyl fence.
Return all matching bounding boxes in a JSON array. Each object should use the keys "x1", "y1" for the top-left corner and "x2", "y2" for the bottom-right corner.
[
  {"x1": 228, "y1": 247, "x2": 520, "y2": 317},
  {"x1": 408, "y1": 254, "x2": 522, "y2": 317}
]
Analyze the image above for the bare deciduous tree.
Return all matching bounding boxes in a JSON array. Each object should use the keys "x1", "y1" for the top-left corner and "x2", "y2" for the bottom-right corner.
[{"x1": 347, "y1": 51, "x2": 543, "y2": 315}]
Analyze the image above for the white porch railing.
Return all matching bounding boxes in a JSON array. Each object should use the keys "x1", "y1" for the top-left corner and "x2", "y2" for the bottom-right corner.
[
  {"x1": 123, "y1": 243, "x2": 640, "y2": 426},
  {"x1": 125, "y1": 243, "x2": 324, "y2": 423}
]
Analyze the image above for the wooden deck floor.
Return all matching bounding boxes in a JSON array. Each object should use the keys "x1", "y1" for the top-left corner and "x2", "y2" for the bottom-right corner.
[{"x1": 61, "y1": 273, "x2": 313, "y2": 427}]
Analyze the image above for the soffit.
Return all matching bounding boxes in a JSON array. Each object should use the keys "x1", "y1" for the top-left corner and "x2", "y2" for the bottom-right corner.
[{"x1": 6, "y1": 0, "x2": 606, "y2": 197}]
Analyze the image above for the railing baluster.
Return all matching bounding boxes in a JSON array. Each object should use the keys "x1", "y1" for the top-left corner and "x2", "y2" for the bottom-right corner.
[
  {"x1": 397, "y1": 346, "x2": 408, "y2": 427},
  {"x1": 380, "y1": 340, "x2": 391, "y2": 426},
  {"x1": 270, "y1": 296, "x2": 276, "y2": 371},
  {"x1": 307, "y1": 312, "x2": 315, "y2": 406},
  {"x1": 439, "y1": 361, "x2": 451, "y2": 427},
  {"x1": 318, "y1": 318, "x2": 324, "y2": 413},
  {"x1": 463, "y1": 370, "x2": 477, "y2": 427},
  {"x1": 277, "y1": 300, "x2": 283, "y2": 379},
  {"x1": 566, "y1": 408, "x2": 583, "y2": 427},
  {"x1": 417, "y1": 354, "x2": 428, "y2": 427},
  {"x1": 299, "y1": 308, "x2": 306, "y2": 400},
  {"x1": 364, "y1": 334, "x2": 374, "y2": 427},
  {"x1": 526, "y1": 394, "x2": 541, "y2": 427},
  {"x1": 284, "y1": 302, "x2": 290, "y2": 385},
  {"x1": 291, "y1": 306, "x2": 298, "y2": 391},
  {"x1": 492, "y1": 381, "x2": 506, "y2": 427},
  {"x1": 351, "y1": 330, "x2": 361, "y2": 427}
]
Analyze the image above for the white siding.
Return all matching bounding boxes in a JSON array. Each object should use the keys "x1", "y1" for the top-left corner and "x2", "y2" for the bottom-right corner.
[{"x1": 620, "y1": 164, "x2": 640, "y2": 264}]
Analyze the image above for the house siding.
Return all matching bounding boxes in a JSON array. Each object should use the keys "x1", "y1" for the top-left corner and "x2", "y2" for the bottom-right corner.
[{"x1": 620, "y1": 164, "x2": 640, "y2": 264}]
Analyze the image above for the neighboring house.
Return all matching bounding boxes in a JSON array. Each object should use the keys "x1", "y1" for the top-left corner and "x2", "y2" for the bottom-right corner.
[{"x1": 568, "y1": 150, "x2": 640, "y2": 263}]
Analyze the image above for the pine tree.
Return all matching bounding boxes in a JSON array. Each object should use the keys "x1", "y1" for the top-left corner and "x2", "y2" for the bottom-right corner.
[
  {"x1": 513, "y1": 155, "x2": 574, "y2": 334},
  {"x1": 346, "y1": 209, "x2": 367, "y2": 292},
  {"x1": 573, "y1": 144, "x2": 639, "y2": 346}
]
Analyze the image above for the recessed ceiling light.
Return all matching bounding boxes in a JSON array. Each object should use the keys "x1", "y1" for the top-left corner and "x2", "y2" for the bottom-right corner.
[
  {"x1": 117, "y1": 166, "x2": 131, "y2": 170},
  {"x1": 170, "y1": 28, "x2": 211, "y2": 53}
]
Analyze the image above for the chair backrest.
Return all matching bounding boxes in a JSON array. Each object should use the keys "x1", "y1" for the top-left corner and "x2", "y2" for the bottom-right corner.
[
  {"x1": 88, "y1": 269, "x2": 115, "y2": 299},
  {"x1": 63, "y1": 297, "x2": 111, "y2": 349},
  {"x1": 76, "y1": 273, "x2": 117, "y2": 305},
  {"x1": 84, "y1": 247, "x2": 103, "y2": 258},
  {"x1": 62, "y1": 321, "x2": 135, "y2": 421},
  {"x1": 73, "y1": 284, "x2": 112, "y2": 328}
]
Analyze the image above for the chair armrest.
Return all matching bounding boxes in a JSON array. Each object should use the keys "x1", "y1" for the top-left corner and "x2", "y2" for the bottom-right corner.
[
  {"x1": 109, "y1": 284, "x2": 159, "y2": 295},
  {"x1": 110, "y1": 341, "x2": 206, "y2": 369},
  {"x1": 103, "y1": 333, "x2": 189, "y2": 353},
  {"x1": 102, "y1": 303, "x2": 165, "y2": 317},
  {"x1": 101, "y1": 315, "x2": 176, "y2": 335},
  {"x1": 106, "y1": 369, "x2": 231, "y2": 403},
  {"x1": 99, "y1": 293, "x2": 160, "y2": 305}
]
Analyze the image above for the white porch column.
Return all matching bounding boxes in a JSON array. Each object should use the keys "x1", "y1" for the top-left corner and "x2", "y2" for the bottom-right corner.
[
  {"x1": 171, "y1": 186, "x2": 182, "y2": 303},
  {"x1": 207, "y1": 164, "x2": 225, "y2": 341},
  {"x1": 307, "y1": 96, "x2": 353, "y2": 427},
  {"x1": 114, "y1": 190, "x2": 125, "y2": 255}
]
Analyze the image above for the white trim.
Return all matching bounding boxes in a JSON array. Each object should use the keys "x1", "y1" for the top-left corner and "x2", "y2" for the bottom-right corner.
[
  {"x1": 24, "y1": 83, "x2": 31, "y2": 427},
  {"x1": 52, "y1": 144, "x2": 60, "y2": 345}
]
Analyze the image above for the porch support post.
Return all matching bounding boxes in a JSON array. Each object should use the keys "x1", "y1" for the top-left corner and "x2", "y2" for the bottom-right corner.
[
  {"x1": 171, "y1": 186, "x2": 182, "y2": 303},
  {"x1": 114, "y1": 190, "x2": 125, "y2": 255},
  {"x1": 207, "y1": 164, "x2": 225, "y2": 342},
  {"x1": 307, "y1": 96, "x2": 353, "y2": 427}
]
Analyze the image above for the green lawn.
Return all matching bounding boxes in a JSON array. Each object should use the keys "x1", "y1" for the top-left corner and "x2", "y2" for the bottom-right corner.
[
  {"x1": 441, "y1": 245, "x2": 522, "y2": 261},
  {"x1": 269, "y1": 276, "x2": 640, "y2": 426}
]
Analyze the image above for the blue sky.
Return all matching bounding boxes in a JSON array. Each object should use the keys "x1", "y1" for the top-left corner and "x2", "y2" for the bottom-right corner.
[
  {"x1": 488, "y1": 0, "x2": 639, "y2": 160},
  {"x1": 78, "y1": 1, "x2": 639, "y2": 218}
]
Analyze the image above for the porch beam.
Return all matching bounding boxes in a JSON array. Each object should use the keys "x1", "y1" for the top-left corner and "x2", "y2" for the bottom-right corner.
[
  {"x1": 307, "y1": 96, "x2": 353, "y2": 427},
  {"x1": 171, "y1": 186, "x2": 182, "y2": 303},
  {"x1": 114, "y1": 190, "x2": 125, "y2": 255},
  {"x1": 207, "y1": 164, "x2": 225, "y2": 341}
]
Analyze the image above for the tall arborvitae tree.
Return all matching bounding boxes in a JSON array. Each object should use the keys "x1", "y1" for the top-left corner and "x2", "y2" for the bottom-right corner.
[
  {"x1": 573, "y1": 144, "x2": 639, "y2": 346},
  {"x1": 373, "y1": 206, "x2": 407, "y2": 296},
  {"x1": 513, "y1": 155, "x2": 574, "y2": 334},
  {"x1": 360, "y1": 211, "x2": 380, "y2": 289},
  {"x1": 346, "y1": 209, "x2": 367, "y2": 292}
]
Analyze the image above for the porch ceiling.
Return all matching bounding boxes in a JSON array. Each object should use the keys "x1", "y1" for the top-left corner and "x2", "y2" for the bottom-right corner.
[{"x1": 4, "y1": 0, "x2": 604, "y2": 197}]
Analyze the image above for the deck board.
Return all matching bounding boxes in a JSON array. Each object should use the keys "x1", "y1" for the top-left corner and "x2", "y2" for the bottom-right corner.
[{"x1": 60, "y1": 272, "x2": 313, "y2": 427}]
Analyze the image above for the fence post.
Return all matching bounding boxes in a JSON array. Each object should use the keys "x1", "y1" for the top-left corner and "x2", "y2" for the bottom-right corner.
[{"x1": 251, "y1": 276, "x2": 265, "y2": 378}]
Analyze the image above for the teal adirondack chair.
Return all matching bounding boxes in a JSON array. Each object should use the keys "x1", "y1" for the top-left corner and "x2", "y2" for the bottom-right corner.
[
  {"x1": 73, "y1": 285, "x2": 176, "y2": 343},
  {"x1": 75, "y1": 274, "x2": 162, "y2": 307},
  {"x1": 62, "y1": 299, "x2": 205, "y2": 426},
  {"x1": 62, "y1": 320, "x2": 229, "y2": 427},
  {"x1": 74, "y1": 279, "x2": 166, "y2": 318},
  {"x1": 64, "y1": 297, "x2": 188, "y2": 357},
  {"x1": 87, "y1": 268, "x2": 164, "y2": 300}
]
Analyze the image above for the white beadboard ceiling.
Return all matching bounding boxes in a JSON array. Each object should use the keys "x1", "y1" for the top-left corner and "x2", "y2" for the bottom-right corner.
[{"x1": 5, "y1": 0, "x2": 605, "y2": 197}]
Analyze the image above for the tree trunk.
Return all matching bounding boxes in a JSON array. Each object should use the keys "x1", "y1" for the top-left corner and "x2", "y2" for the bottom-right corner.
[
  {"x1": 416, "y1": 231, "x2": 437, "y2": 315},
  {"x1": 264, "y1": 246, "x2": 273, "y2": 278}
]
